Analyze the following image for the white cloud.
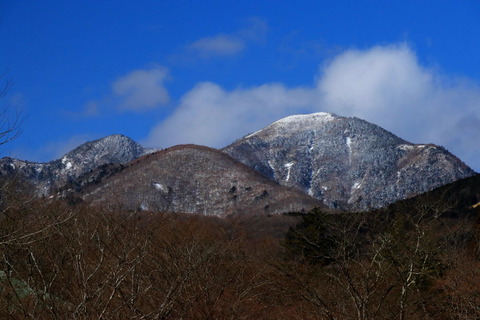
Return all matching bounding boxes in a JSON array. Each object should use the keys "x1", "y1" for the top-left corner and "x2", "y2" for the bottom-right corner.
[
  {"x1": 145, "y1": 44, "x2": 480, "y2": 171},
  {"x1": 319, "y1": 44, "x2": 432, "y2": 118},
  {"x1": 187, "y1": 17, "x2": 268, "y2": 58},
  {"x1": 143, "y1": 82, "x2": 316, "y2": 148},
  {"x1": 79, "y1": 66, "x2": 170, "y2": 116},
  {"x1": 189, "y1": 35, "x2": 245, "y2": 57},
  {"x1": 81, "y1": 101, "x2": 100, "y2": 117},
  {"x1": 317, "y1": 44, "x2": 435, "y2": 141},
  {"x1": 238, "y1": 17, "x2": 268, "y2": 43},
  {"x1": 112, "y1": 66, "x2": 170, "y2": 112}
]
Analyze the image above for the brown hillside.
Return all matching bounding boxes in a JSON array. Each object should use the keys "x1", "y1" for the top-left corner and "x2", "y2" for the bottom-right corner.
[{"x1": 79, "y1": 145, "x2": 323, "y2": 217}]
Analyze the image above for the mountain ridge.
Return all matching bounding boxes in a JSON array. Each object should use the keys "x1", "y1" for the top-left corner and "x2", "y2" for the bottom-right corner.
[{"x1": 0, "y1": 113, "x2": 475, "y2": 214}]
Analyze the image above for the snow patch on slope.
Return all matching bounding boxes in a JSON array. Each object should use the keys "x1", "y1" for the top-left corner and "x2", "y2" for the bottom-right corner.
[
  {"x1": 61, "y1": 157, "x2": 73, "y2": 170},
  {"x1": 346, "y1": 137, "x2": 352, "y2": 151},
  {"x1": 352, "y1": 181, "x2": 362, "y2": 190},
  {"x1": 346, "y1": 136, "x2": 353, "y2": 164},
  {"x1": 284, "y1": 162, "x2": 294, "y2": 182},
  {"x1": 346, "y1": 137, "x2": 353, "y2": 155},
  {"x1": 153, "y1": 182, "x2": 168, "y2": 193},
  {"x1": 307, "y1": 188, "x2": 314, "y2": 196},
  {"x1": 268, "y1": 160, "x2": 275, "y2": 170}
]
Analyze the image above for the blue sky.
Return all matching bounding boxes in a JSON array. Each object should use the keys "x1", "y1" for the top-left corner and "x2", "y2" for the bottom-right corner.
[{"x1": 1, "y1": 0, "x2": 480, "y2": 171}]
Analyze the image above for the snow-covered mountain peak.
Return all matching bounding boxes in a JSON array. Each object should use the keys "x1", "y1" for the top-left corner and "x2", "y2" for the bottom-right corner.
[
  {"x1": 273, "y1": 112, "x2": 337, "y2": 126},
  {"x1": 266, "y1": 112, "x2": 341, "y2": 132},
  {"x1": 64, "y1": 134, "x2": 137, "y2": 157},
  {"x1": 0, "y1": 134, "x2": 159, "y2": 196},
  {"x1": 224, "y1": 113, "x2": 475, "y2": 211},
  {"x1": 245, "y1": 112, "x2": 338, "y2": 139}
]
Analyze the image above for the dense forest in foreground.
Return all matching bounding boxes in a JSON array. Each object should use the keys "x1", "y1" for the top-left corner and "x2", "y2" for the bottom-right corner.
[{"x1": 0, "y1": 175, "x2": 479, "y2": 319}]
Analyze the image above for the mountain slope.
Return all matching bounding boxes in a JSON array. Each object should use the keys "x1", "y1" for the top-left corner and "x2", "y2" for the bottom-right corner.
[
  {"x1": 377, "y1": 173, "x2": 480, "y2": 216},
  {"x1": 77, "y1": 145, "x2": 323, "y2": 217},
  {"x1": 223, "y1": 112, "x2": 476, "y2": 210},
  {"x1": 0, "y1": 134, "x2": 157, "y2": 194}
]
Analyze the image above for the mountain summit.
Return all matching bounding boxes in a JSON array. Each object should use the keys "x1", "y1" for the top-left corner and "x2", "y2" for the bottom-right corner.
[
  {"x1": 223, "y1": 112, "x2": 475, "y2": 210},
  {"x1": 0, "y1": 134, "x2": 157, "y2": 195}
]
